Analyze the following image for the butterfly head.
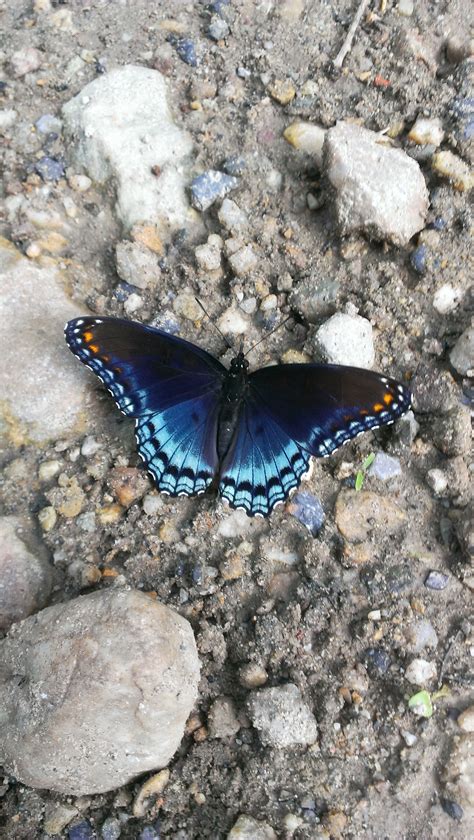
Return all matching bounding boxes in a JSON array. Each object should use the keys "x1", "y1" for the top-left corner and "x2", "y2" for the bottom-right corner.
[{"x1": 230, "y1": 352, "x2": 249, "y2": 373}]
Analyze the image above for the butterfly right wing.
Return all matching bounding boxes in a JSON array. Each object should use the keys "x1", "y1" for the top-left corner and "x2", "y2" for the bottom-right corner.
[{"x1": 65, "y1": 317, "x2": 225, "y2": 497}]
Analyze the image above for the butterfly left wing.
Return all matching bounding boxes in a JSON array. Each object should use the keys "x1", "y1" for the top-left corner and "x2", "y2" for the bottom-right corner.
[
  {"x1": 219, "y1": 364, "x2": 411, "y2": 517},
  {"x1": 65, "y1": 316, "x2": 226, "y2": 497}
]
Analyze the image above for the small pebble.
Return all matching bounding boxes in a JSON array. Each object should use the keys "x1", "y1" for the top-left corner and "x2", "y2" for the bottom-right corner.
[
  {"x1": 424, "y1": 570, "x2": 449, "y2": 590},
  {"x1": 267, "y1": 79, "x2": 296, "y2": 105},
  {"x1": 450, "y1": 327, "x2": 474, "y2": 377},
  {"x1": 408, "y1": 116, "x2": 444, "y2": 147},
  {"x1": 401, "y1": 729, "x2": 418, "y2": 747},
  {"x1": 101, "y1": 817, "x2": 122, "y2": 840},
  {"x1": 11, "y1": 47, "x2": 42, "y2": 77},
  {"x1": 35, "y1": 156, "x2": 66, "y2": 181},
  {"x1": 432, "y1": 150, "x2": 473, "y2": 192},
  {"x1": 172, "y1": 37, "x2": 198, "y2": 67},
  {"x1": 426, "y1": 468, "x2": 448, "y2": 496},
  {"x1": 247, "y1": 684, "x2": 318, "y2": 748},
  {"x1": 124, "y1": 292, "x2": 143, "y2": 314},
  {"x1": 115, "y1": 241, "x2": 161, "y2": 290},
  {"x1": 43, "y1": 803, "x2": 78, "y2": 835},
  {"x1": 81, "y1": 436, "x2": 101, "y2": 457},
  {"x1": 312, "y1": 312, "x2": 375, "y2": 367},
  {"x1": 38, "y1": 459, "x2": 61, "y2": 481},
  {"x1": 405, "y1": 619, "x2": 438, "y2": 653},
  {"x1": 365, "y1": 647, "x2": 391, "y2": 674},
  {"x1": 410, "y1": 244, "x2": 428, "y2": 275},
  {"x1": 398, "y1": 0, "x2": 414, "y2": 15},
  {"x1": 283, "y1": 121, "x2": 326, "y2": 167},
  {"x1": 227, "y1": 815, "x2": 277, "y2": 840},
  {"x1": 433, "y1": 284, "x2": 462, "y2": 314},
  {"x1": 142, "y1": 493, "x2": 163, "y2": 516},
  {"x1": 68, "y1": 821, "x2": 94, "y2": 840},
  {"x1": 405, "y1": 657, "x2": 437, "y2": 686},
  {"x1": 218, "y1": 198, "x2": 248, "y2": 233},
  {"x1": 440, "y1": 799, "x2": 464, "y2": 821},
  {"x1": 368, "y1": 452, "x2": 402, "y2": 482},
  {"x1": 445, "y1": 36, "x2": 474, "y2": 64},
  {"x1": 68, "y1": 173, "x2": 92, "y2": 192},
  {"x1": 207, "y1": 696, "x2": 240, "y2": 739},
  {"x1": 238, "y1": 663, "x2": 268, "y2": 689},
  {"x1": 208, "y1": 15, "x2": 230, "y2": 41},
  {"x1": 38, "y1": 506, "x2": 57, "y2": 532},
  {"x1": 132, "y1": 768, "x2": 170, "y2": 817},
  {"x1": 190, "y1": 170, "x2": 239, "y2": 212},
  {"x1": 35, "y1": 113, "x2": 63, "y2": 135},
  {"x1": 228, "y1": 244, "x2": 258, "y2": 277},
  {"x1": 457, "y1": 706, "x2": 474, "y2": 732},
  {"x1": 222, "y1": 156, "x2": 246, "y2": 176},
  {"x1": 0, "y1": 109, "x2": 17, "y2": 133},
  {"x1": 288, "y1": 491, "x2": 325, "y2": 535},
  {"x1": 195, "y1": 234, "x2": 223, "y2": 271},
  {"x1": 108, "y1": 466, "x2": 149, "y2": 508}
]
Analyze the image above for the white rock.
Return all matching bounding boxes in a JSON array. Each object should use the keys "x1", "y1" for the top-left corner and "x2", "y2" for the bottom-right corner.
[
  {"x1": 207, "y1": 696, "x2": 240, "y2": 739},
  {"x1": 124, "y1": 292, "x2": 143, "y2": 314},
  {"x1": 324, "y1": 122, "x2": 429, "y2": 245},
  {"x1": 247, "y1": 683, "x2": 318, "y2": 748},
  {"x1": 405, "y1": 657, "x2": 437, "y2": 686},
  {"x1": 0, "y1": 109, "x2": 18, "y2": 133},
  {"x1": 408, "y1": 116, "x2": 444, "y2": 147},
  {"x1": 217, "y1": 307, "x2": 249, "y2": 336},
  {"x1": 0, "y1": 590, "x2": 200, "y2": 794},
  {"x1": 312, "y1": 312, "x2": 375, "y2": 367},
  {"x1": 62, "y1": 65, "x2": 194, "y2": 233},
  {"x1": 218, "y1": 198, "x2": 248, "y2": 234},
  {"x1": 227, "y1": 815, "x2": 277, "y2": 840},
  {"x1": 0, "y1": 517, "x2": 53, "y2": 631},
  {"x1": 283, "y1": 121, "x2": 326, "y2": 167},
  {"x1": 68, "y1": 173, "x2": 92, "y2": 192},
  {"x1": 228, "y1": 244, "x2": 258, "y2": 277},
  {"x1": 0, "y1": 239, "x2": 90, "y2": 443},
  {"x1": 450, "y1": 326, "x2": 474, "y2": 376},
  {"x1": 195, "y1": 234, "x2": 223, "y2": 271},
  {"x1": 426, "y1": 468, "x2": 448, "y2": 496},
  {"x1": 432, "y1": 150, "x2": 474, "y2": 192},
  {"x1": 433, "y1": 284, "x2": 462, "y2": 314},
  {"x1": 458, "y1": 707, "x2": 474, "y2": 733},
  {"x1": 115, "y1": 240, "x2": 161, "y2": 289},
  {"x1": 10, "y1": 47, "x2": 42, "y2": 77}
]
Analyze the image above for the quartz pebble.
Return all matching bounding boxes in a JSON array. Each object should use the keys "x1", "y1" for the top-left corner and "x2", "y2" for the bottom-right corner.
[
  {"x1": 62, "y1": 65, "x2": 194, "y2": 233},
  {"x1": 458, "y1": 706, "x2": 474, "y2": 733},
  {"x1": 324, "y1": 122, "x2": 429, "y2": 245},
  {"x1": 287, "y1": 491, "x2": 325, "y2": 535},
  {"x1": 312, "y1": 312, "x2": 375, "y2": 367},
  {"x1": 208, "y1": 15, "x2": 230, "y2": 41},
  {"x1": 283, "y1": 121, "x2": 326, "y2": 167},
  {"x1": 218, "y1": 307, "x2": 249, "y2": 336},
  {"x1": 218, "y1": 198, "x2": 248, "y2": 233},
  {"x1": 432, "y1": 150, "x2": 473, "y2": 192},
  {"x1": 195, "y1": 234, "x2": 223, "y2": 271},
  {"x1": 0, "y1": 516, "x2": 53, "y2": 631},
  {"x1": 0, "y1": 590, "x2": 200, "y2": 794},
  {"x1": 450, "y1": 327, "x2": 474, "y2": 376},
  {"x1": 115, "y1": 241, "x2": 161, "y2": 289},
  {"x1": 10, "y1": 46, "x2": 42, "y2": 77},
  {"x1": 424, "y1": 570, "x2": 449, "y2": 590},
  {"x1": 227, "y1": 815, "x2": 277, "y2": 840},
  {"x1": 247, "y1": 684, "x2": 318, "y2": 748},
  {"x1": 43, "y1": 803, "x2": 78, "y2": 835},
  {"x1": 408, "y1": 117, "x2": 444, "y2": 147},
  {"x1": 404, "y1": 619, "x2": 438, "y2": 653},
  {"x1": 405, "y1": 658, "x2": 437, "y2": 686},
  {"x1": 368, "y1": 452, "x2": 402, "y2": 482},
  {"x1": 68, "y1": 173, "x2": 92, "y2": 192},
  {"x1": 228, "y1": 244, "x2": 258, "y2": 277},
  {"x1": 190, "y1": 170, "x2": 239, "y2": 211},
  {"x1": 426, "y1": 468, "x2": 448, "y2": 496},
  {"x1": 433, "y1": 284, "x2": 462, "y2": 314}
]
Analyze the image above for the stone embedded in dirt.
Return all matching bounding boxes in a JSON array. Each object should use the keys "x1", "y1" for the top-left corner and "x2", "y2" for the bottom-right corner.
[
  {"x1": 404, "y1": 658, "x2": 437, "y2": 686},
  {"x1": 283, "y1": 121, "x2": 326, "y2": 167},
  {"x1": 289, "y1": 274, "x2": 339, "y2": 321},
  {"x1": 424, "y1": 570, "x2": 449, "y2": 591},
  {"x1": 410, "y1": 363, "x2": 458, "y2": 414},
  {"x1": 287, "y1": 491, "x2": 325, "y2": 535},
  {"x1": 458, "y1": 707, "x2": 474, "y2": 733},
  {"x1": 450, "y1": 326, "x2": 474, "y2": 376},
  {"x1": 442, "y1": 734, "x2": 474, "y2": 818},
  {"x1": 432, "y1": 150, "x2": 473, "y2": 192},
  {"x1": 0, "y1": 516, "x2": 53, "y2": 631},
  {"x1": 404, "y1": 619, "x2": 438, "y2": 653},
  {"x1": 227, "y1": 815, "x2": 277, "y2": 839},
  {"x1": 408, "y1": 116, "x2": 444, "y2": 147},
  {"x1": 217, "y1": 198, "x2": 248, "y2": 234},
  {"x1": 0, "y1": 239, "x2": 90, "y2": 444},
  {"x1": 431, "y1": 405, "x2": 471, "y2": 457},
  {"x1": 433, "y1": 284, "x2": 462, "y2": 315},
  {"x1": 324, "y1": 122, "x2": 429, "y2": 246},
  {"x1": 228, "y1": 244, "x2": 259, "y2": 277},
  {"x1": 107, "y1": 466, "x2": 150, "y2": 508},
  {"x1": 368, "y1": 452, "x2": 402, "y2": 482},
  {"x1": 0, "y1": 589, "x2": 200, "y2": 794},
  {"x1": 238, "y1": 663, "x2": 268, "y2": 689},
  {"x1": 190, "y1": 170, "x2": 239, "y2": 212},
  {"x1": 62, "y1": 65, "x2": 194, "y2": 234},
  {"x1": 10, "y1": 46, "x2": 42, "y2": 77},
  {"x1": 194, "y1": 233, "x2": 223, "y2": 271},
  {"x1": 311, "y1": 312, "x2": 375, "y2": 367},
  {"x1": 247, "y1": 684, "x2": 318, "y2": 748},
  {"x1": 115, "y1": 241, "x2": 161, "y2": 290},
  {"x1": 335, "y1": 490, "x2": 407, "y2": 543},
  {"x1": 207, "y1": 696, "x2": 240, "y2": 739}
]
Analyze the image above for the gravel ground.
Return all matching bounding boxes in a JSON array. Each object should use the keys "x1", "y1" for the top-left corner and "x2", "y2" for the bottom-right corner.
[{"x1": 1, "y1": 1, "x2": 473, "y2": 839}]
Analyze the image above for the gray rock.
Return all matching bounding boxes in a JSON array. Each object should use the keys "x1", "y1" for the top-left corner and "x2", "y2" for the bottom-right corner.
[
  {"x1": 228, "y1": 244, "x2": 258, "y2": 277},
  {"x1": 0, "y1": 240, "x2": 90, "y2": 443},
  {"x1": 62, "y1": 65, "x2": 194, "y2": 233},
  {"x1": 0, "y1": 589, "x2": 200, "y2": 794},
  {"x1": 311, "y1": 312, "x2": 375, "y2": 367},
  {"x1": 404, "y1": 619, "x2": 438, "y2": 653},
  {"x1": 368, "y1": 452, "x2": 402, "y2": 481},
  {"x1": 289, "y1": 275, "x2": 339, "y2": 321},
  {"x1": 190, "y1": 170, "x2": 239, "y2": 212},
  {"x1": 194, "y1": 234, "x2": 223, "y2": 271},
  {"x1": 442, "y1": 734, "x2": 474, "y2": 817},
  {"x1": 411, "y1": 364, "x2": 458, "y2": 414},
  {"x1": 217, "y1": 198, "x2": 248, "y2": 234},
  {"x1": 247, "y1": 684, "x2": 318, "y2": 748},
  {"x1": 324, "y1": 122, "x2": 428, "y2": 245},
  {"x1": 10, "y1": 47, "x2": 42, "y2": 77},
  {"x1": 431, "y1": 405, "x2": 471, "y2": 456},
  {"x1": 115, "y1": 241, "x2": 161, "y2": 290},
  {"x1": 35, "y1": 114, "x2": 63, "y2": 135},
  {"x1": 208, "y1": 15, "x2": 230, "y2": 41},
  {"x1": 207, "y1": 696, "x2": 240, "y2": 739},
  {"x1": 0, "y1": 517, "x2": 53, "y2": 631},
  {"x1": 450, "y1": 326, "x2": 474, "y2": 376},
  {"x1": 227, "y1": 815, "x2": 277, "y2": 840},
  {"x1": 404, "y1": 657, "x2": 437, "y2": 686}
]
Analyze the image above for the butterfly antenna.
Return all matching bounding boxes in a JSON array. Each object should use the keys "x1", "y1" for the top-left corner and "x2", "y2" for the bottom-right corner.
[
  {"x1": 194, "y1": 297, "x2": 234, "y2": 351},
  {"x1": 244, "y1": 314, "x2": 293, "y2": 357}
]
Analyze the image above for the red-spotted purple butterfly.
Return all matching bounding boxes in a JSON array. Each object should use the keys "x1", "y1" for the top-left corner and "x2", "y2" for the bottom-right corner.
[{"x1": 65, "y1": 317, "x2": 411, "y2": 517}]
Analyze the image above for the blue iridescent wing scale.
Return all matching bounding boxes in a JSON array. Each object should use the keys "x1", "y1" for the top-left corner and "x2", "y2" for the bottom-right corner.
[
  {"x1": 65, "y1": 317, "x2": 225, "y2": 497},
  {"x1": 219, "y1": 364, "x2": 411, "y2": 517}
]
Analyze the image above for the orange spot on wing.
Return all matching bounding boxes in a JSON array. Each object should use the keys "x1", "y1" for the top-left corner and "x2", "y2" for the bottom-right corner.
[
  {"x1": 89, "y1": 343, "x2": 99, "y2": 354},
  {"x1": 83, "y1": 331, "x2": 93, "y2": 342},
  {"x1": 383, "y1": 392, "x2": 394, "y2": 405},
  {"x1": 373, "y1": 403, "x2": 384, "y2": 413},
  {"x1": 360, "y1": 409, "x2": 369, "y2": 416}
]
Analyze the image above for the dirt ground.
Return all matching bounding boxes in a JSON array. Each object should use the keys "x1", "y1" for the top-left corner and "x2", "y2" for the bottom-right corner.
[{"x1": 1, "y1": 1, "x2": 472, "y2": 838}]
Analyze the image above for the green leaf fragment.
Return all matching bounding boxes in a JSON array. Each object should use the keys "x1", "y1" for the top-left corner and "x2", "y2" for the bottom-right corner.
[
  {"x1": 408, "y1": 690, "x2": 433, "y2": 718},
  {"x1": 362, "y1": 452, "x2": 376, "y2": 470},
  {"x1": 355, "y1": 471, "x2": 364, "y2": 491}
]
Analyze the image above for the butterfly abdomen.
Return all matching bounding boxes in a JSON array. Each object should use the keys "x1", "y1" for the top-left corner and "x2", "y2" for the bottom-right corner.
[{"x1": 216, "y1": 354, "x2": 250, "y2": 461}]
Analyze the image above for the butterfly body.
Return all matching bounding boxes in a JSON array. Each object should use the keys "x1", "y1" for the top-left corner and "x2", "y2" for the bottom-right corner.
[{"x1": 65, "y1": 316, "x2": 411, "y2": 518}]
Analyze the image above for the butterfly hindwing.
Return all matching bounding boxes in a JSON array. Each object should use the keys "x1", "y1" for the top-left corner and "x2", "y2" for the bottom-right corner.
[
  {"x1": 219, "y1": 364, "x2": 411, "y2": 517},
  {"x1": 65, "y1": 317, "x2": 225, "y2": 497}
]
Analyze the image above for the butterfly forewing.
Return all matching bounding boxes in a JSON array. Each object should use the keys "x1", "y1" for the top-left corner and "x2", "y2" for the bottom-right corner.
[{"x1": 65, "y1": 317, "x2": 225, "y2": 497}]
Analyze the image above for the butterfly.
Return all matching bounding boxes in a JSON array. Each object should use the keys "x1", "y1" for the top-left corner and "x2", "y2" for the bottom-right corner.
[{"x1": 65, "y1": 317, "x2": 411, "y2": 518}]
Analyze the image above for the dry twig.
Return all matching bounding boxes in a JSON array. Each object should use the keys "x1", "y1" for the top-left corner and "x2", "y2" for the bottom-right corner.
[{"x1": 333, "y1": 0, "x2": 371, "y2": 69}]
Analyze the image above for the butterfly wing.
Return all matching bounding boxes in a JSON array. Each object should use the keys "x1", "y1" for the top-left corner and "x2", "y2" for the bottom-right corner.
[
  {"x1": 65, "y1": 317, "x2": 225, "y2": 497},
  {"x1": 219, "y1": 364, "x2": 411, "y2": 517}
]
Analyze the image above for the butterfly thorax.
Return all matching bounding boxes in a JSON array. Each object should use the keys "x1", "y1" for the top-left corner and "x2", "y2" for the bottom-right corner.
[{"x1": 216, "y1": 352, "x2": 250, "y2": 461}]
